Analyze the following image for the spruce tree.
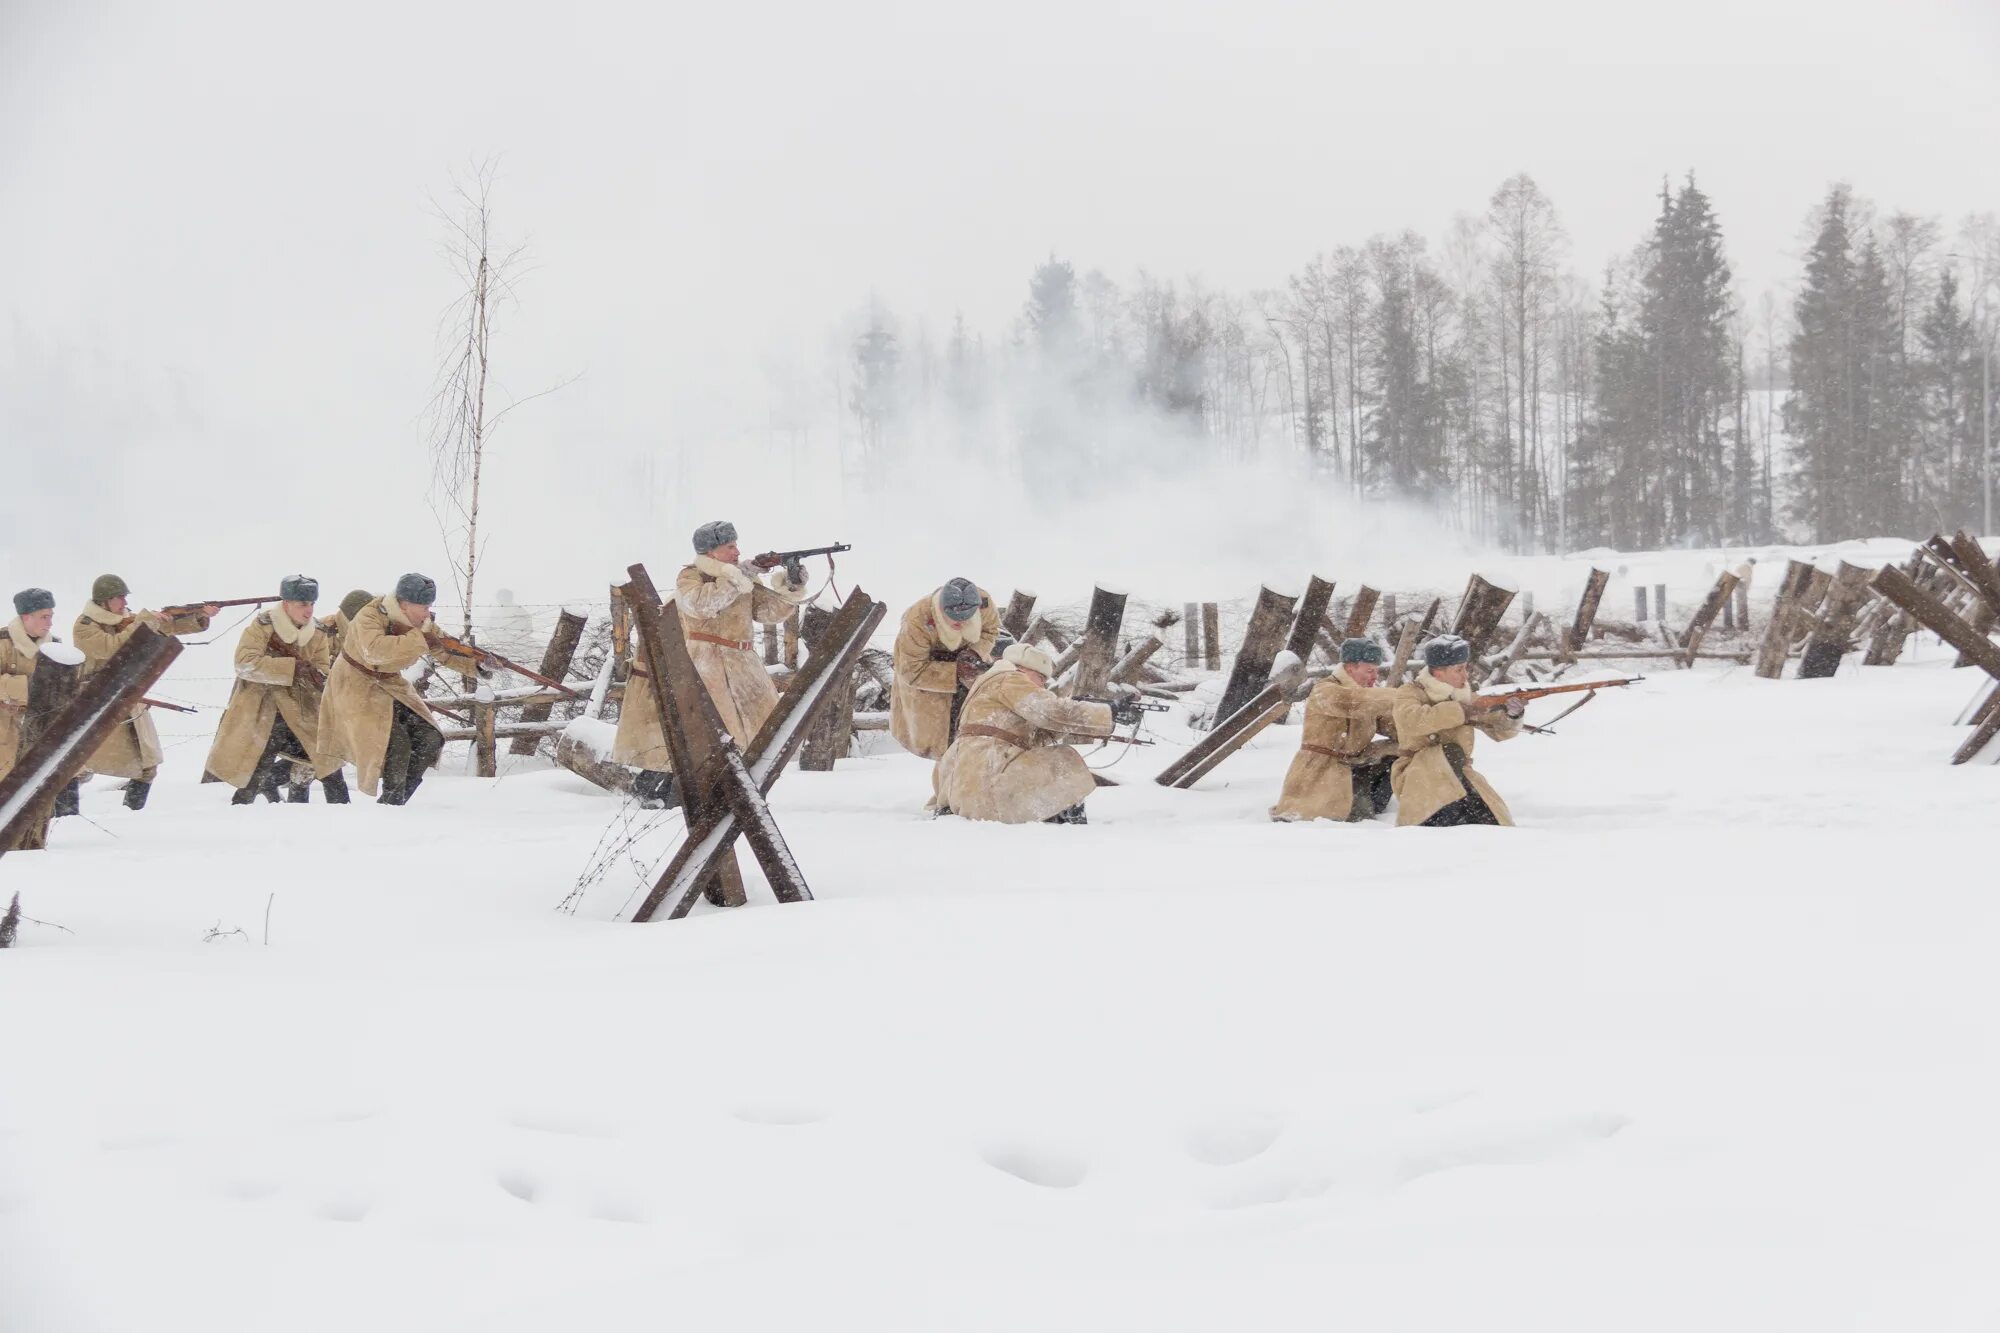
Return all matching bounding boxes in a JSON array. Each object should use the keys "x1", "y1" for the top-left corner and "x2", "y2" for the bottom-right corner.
[{"x1": 1785, "y1": 186, "x2": 1862, "y2": 541}]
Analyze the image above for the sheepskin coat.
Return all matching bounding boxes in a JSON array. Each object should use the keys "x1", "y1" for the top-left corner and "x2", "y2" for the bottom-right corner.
[
  {"x1": 933, "y1": 662, "x2": 1114, "y2": 823},
  {"x1": 1389, "y1": 670, "x2": 1521, "y2": 827},
  {"x1": 72, "y1": 602, "x2": 210, "y2": 780},
  {"x1": 1269, "y1": 666, "x2": 1398, "y2": 823},
  {"x1": 889, "y1": 586, "x2": 998, "y2": 760},
  {"x1": 204, "y1": 609, "x2": 333, "y2": 789}
]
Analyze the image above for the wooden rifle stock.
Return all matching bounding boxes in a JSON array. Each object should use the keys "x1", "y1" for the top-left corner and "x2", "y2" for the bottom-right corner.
[
  {"x1": 263, "y1": 635, "x2": 328, "y2": 691},
  {"x1": 161, "y1": 595, "x2": 280, "y2": 617},
  {"x1": 1474, "y1": 675, "x2": 1642, "y2": 707},
  {"x1": 423, "y1": 630, "x2": 581, "y2": 699}
]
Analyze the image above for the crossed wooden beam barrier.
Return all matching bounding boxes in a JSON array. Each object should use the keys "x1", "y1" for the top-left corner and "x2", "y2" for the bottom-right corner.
[
  {"x1": 0, "y1": 626, "x2": 183, "y2": 855},
  {"x1": 621, "y1": 564, "x2": 886, "y2": 922}
]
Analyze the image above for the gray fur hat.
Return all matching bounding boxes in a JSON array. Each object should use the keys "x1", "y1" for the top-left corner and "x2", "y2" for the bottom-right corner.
[
  {"x1": 939, "y1": 577, "x2": 982, "y2": 620},
  {"x1": 393, "y1": 572, "x2": 438, "y2": 605},
  {"x1": 1422, "y1": 634, "x2": 1473, "y2": 670},
  {"x1": 279, "y1": 574, "x2": 320, "y2": 603},
  {"x1": 13, "y1": 588, "x2": 54, "y2": 616},
  {"x1": 692, "y1": 520, "x2": 738, "y2": 554},
  {"x1": 1339, "y1": 636, "x2": 1385, "y2": 666}
]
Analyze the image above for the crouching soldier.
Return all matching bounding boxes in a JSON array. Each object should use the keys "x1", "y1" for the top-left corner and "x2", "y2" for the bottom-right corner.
[
  {"x1": 320, "y1": 573, "x2": 487, "y2": 805},
  {"x1": 890, "y1": 576, "x2": 998, "y2": 760},
  {"x1": 675, "y1": 520, "x2": 811, "y2": 745},
  {"x1": 1390, "y1": 634, "x2": 1525, "y2": 828},
  {"x1": 1271, "y1": 636, "x2": 1398, "y2": 823},
  {"x1": 206, "y1": 575, "x2": 348, "y2": 805},
  {"x1": 73, "y1": 575, "x2": 216, "y2": 811},
  {"x1": 934, "y1": 641, "x2": 1125, "y2": 825}
]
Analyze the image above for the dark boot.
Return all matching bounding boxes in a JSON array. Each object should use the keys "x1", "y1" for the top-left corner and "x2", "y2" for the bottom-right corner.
[
  {"x1": 285, "y1": 783, "x2": 311, "y2": 803},
  {"x1": 377, "y1": 779, "x2": 407, "y2": 806},
  {"x1": 52, "y1": 780, "x2": 80, "y2": 819},
  {"x1": 123, "y1": 779, "x2": 152, "y2": 811},
  {"x1": 1044, "y1": 802, "x2": 1088, "y2": 825},
  {"x1": 321, "y1": 771, "x2": 350, "y2": 805},
  {"x1": 231, "y1": 784, "x2": 260, "y2": 806},
  {"x1": 634, "y1": 770, "x2": 679, "y2": 810}
]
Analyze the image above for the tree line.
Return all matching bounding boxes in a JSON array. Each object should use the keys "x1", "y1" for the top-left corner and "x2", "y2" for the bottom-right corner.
[{"x1": 805, "y1": 174, "x2": 1999, "y2": 551}]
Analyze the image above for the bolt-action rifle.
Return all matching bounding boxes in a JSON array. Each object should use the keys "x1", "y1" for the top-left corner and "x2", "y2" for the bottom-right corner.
[
  {"x1": 262, "y1": 635, "x2": 328, "y2": 691},
  {"x1": 1473, "y1": 674, "x2": 1641, "y2": 734},
  {"x1": 159, "y1": 595, "x2": 281, "y2": 618},
  {"x1": 421, "y1": 629, "x2": 582, "y2": 699}
]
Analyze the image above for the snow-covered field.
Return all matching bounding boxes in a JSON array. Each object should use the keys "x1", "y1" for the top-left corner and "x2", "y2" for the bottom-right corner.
[{"x1": 3, "y1": 626, "x2": 1997, "y2": 1332}]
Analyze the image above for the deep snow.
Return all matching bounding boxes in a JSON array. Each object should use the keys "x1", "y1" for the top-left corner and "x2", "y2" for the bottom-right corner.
[{"x1": 2, "y1": 625, "x2": 1997, "y2": 1331}]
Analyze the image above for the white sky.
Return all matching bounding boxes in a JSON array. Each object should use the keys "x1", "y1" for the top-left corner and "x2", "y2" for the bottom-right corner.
[{"x1": 3, "y1": 0, "x2": 1997, "y2": 602}]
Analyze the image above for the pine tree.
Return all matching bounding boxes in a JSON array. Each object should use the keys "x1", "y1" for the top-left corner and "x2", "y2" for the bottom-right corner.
[
  {"x1": 1785, "y1": 186, "x2": 1862, "y2": 541},
  {"x1": 1919, "y1": 270, "x2": 1979, "y2": 527}
]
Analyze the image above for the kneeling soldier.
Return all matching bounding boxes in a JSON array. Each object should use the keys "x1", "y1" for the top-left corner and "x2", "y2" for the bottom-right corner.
[
  {"x1": 319, "y1": 573, "x2": 486, "y2": 805},
  {"x1": 206, "y1": 575, "x2": 348, "y2": 805},
  {"x1": 1390, "y1": 634, "x2": 1525, "y2": 828},
  {"x1": 890, "y1": 576, "x2": 998, "y2": 760},
  {"x1": 74, "y1": 575, "x2": 216, "y2": 811},
  {"x1": 934, "y1": 641, "x2": 1123, "y2": 825},
  {"x1": 1271, "y1": 636, "x2": 1398, "y2": 823}
]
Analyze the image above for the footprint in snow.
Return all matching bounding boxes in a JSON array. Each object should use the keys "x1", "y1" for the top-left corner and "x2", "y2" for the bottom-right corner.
[
  {"x1": 497, "y1": 1169, "x2": 542, "y2": 1205},
  {"x1": 508, "y1": 1110, "x2": 621, "y2": 1139},
  {"x1": 981, "y1": 1143, "x2": 1089, "y2": 1189},
  {"x1": 316, "y1": 1191, "x2": 372, "y2": 1222},
  {"x1": 1396, "y1": 1111, "x2": 1631, "y2": 1185},
  {"x1": 1185, "y1": 1114, "x2": 1285, "y2": 1166}
]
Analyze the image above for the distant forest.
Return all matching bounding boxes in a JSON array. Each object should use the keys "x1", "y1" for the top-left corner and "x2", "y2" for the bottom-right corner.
[{"x1": 799, "y1": 176, "x2": 1998, "y2": 553}]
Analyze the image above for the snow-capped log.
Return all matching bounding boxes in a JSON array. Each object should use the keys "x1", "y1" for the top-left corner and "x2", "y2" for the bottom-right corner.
[
  {"x1": 1157, "y1": 652, "x2": 1305, "y2": 790},
  {"x1": 1214, "y1": 585, "x2": 1300, "y2": 726},
  {"x1": 1678, "y1": 569, "x2": 1744, "y2": 668},
  {"x1": 1343, "y1": 585, "x2": 1382, "y2": 639},
  {"x1": 1449, "y1": 574, "x2": 1518, "y2": 680},
  {"x1": 1281, "y1": 576, "x2": 1336, "y2": 668},
  {"x1": 1755, "y1": 560, "x2": 1818, "y2": 679},
  {"x1": 1065, "y1": 586, "x2": 1128, "y2": 701},
  {"x1": 1798, "y1": 563, "x2": 1876, "y2": 679},
  {"x1": 1561, "y1": 568, "x2": 1611, "y2": 661},
  {"x1": 0, "y1": 626, "x2": 182, "y2": 856},
  {"x1": 1000, "y1": 590, "x2": 1036, "y2": 640}
]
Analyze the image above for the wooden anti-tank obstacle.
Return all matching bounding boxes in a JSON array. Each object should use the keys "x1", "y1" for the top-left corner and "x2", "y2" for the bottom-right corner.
[
  {"x1": 1870, "y1": 559, "x2": 2000, "y2": 764},
  {"x1": 627, "y1": 579, "x2": 887, "y2": 921},
  {"x1": 0, "y1": 627, "x2": 183, "y2": 855},
  {"x1": 1214, "y1": 585, "x2": 1299, "y2": 723},
  {"x1": 1796, "y1": 562, "x2": 1875, "y2": 679},
  {"x1": 1155, "y1": 653, "x2": 1306, "y2": 789},
  {"x1": 7, "y1": 645, "x2": 82, "y2": 852}
]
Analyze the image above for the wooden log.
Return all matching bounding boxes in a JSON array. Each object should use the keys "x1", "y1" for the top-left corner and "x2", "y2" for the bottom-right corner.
[
  {"x1": 1754, "y1": 559, "x2": 1816, "y2": 679},
  {"x1": 1343, "y1": 586, "x2": 1380, "y2": 639},
  {"x1": 1109, "y1": 635, "x2": 1163, "y2": 685},
  {"x1": 1201, "y1": 603, "x2": 1220, "y2": 671},
  {"x1": 1215, "y1": 585, "x2": 1299, "y2": 723},
  {"x1": 625, "y1": 565, "x2": 745, "y2": 909},
  {"x1": 1654, "y1": 584, "x2": 1667, "y2": 623},
  {"x1": 1182, "y1": 603, "x2": 1199, "y2": 662},
  {"x1": 1380, "y1": 593, "x2": 1397, "y2": 631},
  {"x1": 0, "y1": 628, "x2": 182, "y2": 855},
  {"x1": 1946, "y1": 531, "x2": 2000, "y2": 616},
  {"x1": 1863, "y1": 555, "x2": 1924, "y2": 666},
  {"x1": 1678, "y1": 570, "x2": 1742, "y2": 667},
  {"x1": 763, "y1": 619, "x2": 779, "y2": 665},
  {"x1": 1414, "y1": 596, "x2": 1442, "y2": 640},
  {"x1": 473, "y1": 699, "x2": 498, "y2": 776},
  {"x1": 1798, "y1": 562, "x2": 1873, "y2": 678},
  {"x1": 783, "y1": 608, "x2": 800, "y2": 670},
  {"x1": 1451, "y1": 575, "x2": 1518, "y2": 683},
  {"x1": 553, "y1": 727, "x2": 636, "y2": 794},
  {"x1": 1483, "y1": 612, "x2": 1548, "y2": 684},
  {"x1": 1960, "y1": 603, "x2": 1998, "y2": 670},
  {"x1": 1283, "y1": 576, "x2": 1336, "y2": 665},
  {"x1": 1001, "y1": 590, "x2": 1037, "y2": 640},
  {"x1": 1634, "y1": 586, "x2": 1648, "y2": 621},
  {"x1": 609, "y1": 584, "x2": 631, "y2": 679},
  {"x1": 1952, "y1": 707, "x2": 2000, "y2": 764},
  {"x1": 9, "y1": 646, "x2": 81, "y2": 852},
  {"x1": 1871, "y1": 564, "x2": 2000, "y2": 680},
  {"x1": 852, "y1": 711, "x2": 890, "y2": 730},
  {"x1": 1564, "y1": 568, "x2": 1610, "y2": 661},
  {"x1": 799, "y1": 605, "x2": 858, "y2": 770},
  {"x1": 1067, "y1": 587, "x2": 1128, "y2": 700},
  {"x1": 1389, "y1": 617, "x2": 1423, "y2": 684},
  {"x1": 507, "y1": 609, "x2": 587, "y2": 756},
  {"x1": 1156, "y1": 657, "x2": 1305, "y2": 789},
  {"x1": 442, "y1": 720, "x2": 577, "y2": 743}
]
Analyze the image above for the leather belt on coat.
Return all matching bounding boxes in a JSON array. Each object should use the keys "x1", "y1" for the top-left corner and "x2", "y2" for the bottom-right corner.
[
  {"x1": 688, "y1": 631, "x2": 753, "y2": 652},
  {"x1": 1300, "y1": 743, "x2": 1350, "y2": 760},
  {"x1": 957, "y1": 723, "x2": 1029, "y2": 748},
  {"x1": 341, "y1": 650, "x2": 403, "y2": 682}
]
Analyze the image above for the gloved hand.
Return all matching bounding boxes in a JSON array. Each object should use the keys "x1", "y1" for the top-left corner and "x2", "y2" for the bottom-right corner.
[
  {"x1": 783, "y1": 558, "x2": 807, "y2": 589},
  {"x1": 1503, "y1": 695, "x2": 1526, "y2": 719}
]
